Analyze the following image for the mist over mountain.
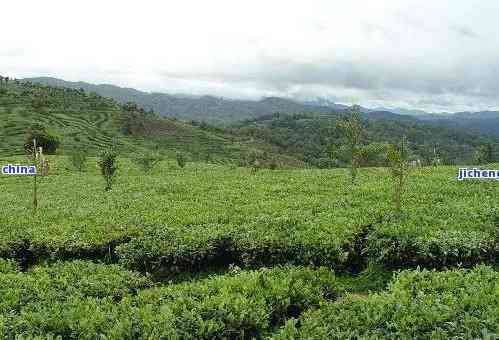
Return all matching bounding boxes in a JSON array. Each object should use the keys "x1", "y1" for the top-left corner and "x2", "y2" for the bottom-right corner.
[{"x1": 415, "y1": 111, "x2": 499, "y2": 137}]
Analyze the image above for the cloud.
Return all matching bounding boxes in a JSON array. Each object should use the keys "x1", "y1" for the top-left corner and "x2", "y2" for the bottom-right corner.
[{"x1": 1, "y1": 0, "x2": 498, "y2": 112}]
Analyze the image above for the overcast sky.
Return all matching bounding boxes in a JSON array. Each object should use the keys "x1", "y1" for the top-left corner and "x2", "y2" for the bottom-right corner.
[{"x1": 2, "y1": 0, "x2": 499, "y2": 112}]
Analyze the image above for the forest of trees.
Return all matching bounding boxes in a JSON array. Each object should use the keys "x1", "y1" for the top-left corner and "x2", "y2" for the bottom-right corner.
[{"x1": 228, "y1": 112, "x2": 498, "y2": 167}]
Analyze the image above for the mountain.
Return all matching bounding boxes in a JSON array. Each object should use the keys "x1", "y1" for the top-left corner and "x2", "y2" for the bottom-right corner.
[
  {"x1": 0, "y1": 76, "x2": 303, "y2": 167},
  {"x1": 375, "y1": 108, "x2": 499, "y2": 136},
  {"x1": 415, "y1": 111, "x2": 499, "y2": 137},
  {"x1": 302, "y1": 98, "x2": 350, "y2": 111},
  {"x1": 26, "y1": 77, "x2": 499, "y2": 137},
  {"x1": 371, "y1": 107, "x2": 435, "y2": 116},
  {"x1": 24, "y1": 77, "x2": 338, "y2": 125},
  {"x1": 228, "y1": 112, "x2": 498, "y2": 166}
]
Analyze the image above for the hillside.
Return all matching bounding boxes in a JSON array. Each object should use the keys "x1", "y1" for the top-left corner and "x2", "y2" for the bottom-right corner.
[
  {"x1": 24, "y1": 77, "x2": 341, "y2": 124},
  {"x1": 9, "y1": 77, "x2": 498, "y2": 167},
  {"x1": 229, "y1": 112, "x2": 498, "y2": 166},
  {"x1": 0, "y1": 77, "x2": 302, "y2": 166},
  {"x1": 417, "y1": 111, "x2": 499, "y2": 137},
  {"x1": 26, "y1": 77, "x2": 499, "y2": 138},
  {"x1": 371, "y1": 107, "x2": 499, "y2": 137}
]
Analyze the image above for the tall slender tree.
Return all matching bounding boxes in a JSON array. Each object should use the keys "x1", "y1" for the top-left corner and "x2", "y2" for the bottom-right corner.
[
  {"x1": 338, "y1": 105, "x2": 363, "y2": 183},
  {"x1": 387, "y1": 136, "x2": 410, "y2": 215}
]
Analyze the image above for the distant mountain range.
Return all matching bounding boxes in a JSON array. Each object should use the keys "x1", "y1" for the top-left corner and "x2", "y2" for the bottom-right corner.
[
  {"x1": 24, "y1": 77, "x2": 340, "y2": 125},
  {"x1": 24, "y1": 77, "x2": 499, "y2": 137}
]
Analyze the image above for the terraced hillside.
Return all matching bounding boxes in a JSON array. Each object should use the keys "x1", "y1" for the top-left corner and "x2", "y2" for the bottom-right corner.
[{"x1": 0, "y1": 79, "x2": 301, "y2": 166}]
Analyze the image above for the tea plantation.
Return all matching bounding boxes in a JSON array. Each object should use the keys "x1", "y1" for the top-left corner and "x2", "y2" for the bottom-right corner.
[{"x1": 0, "y1": 155, "x2": 497, "y2": 338}]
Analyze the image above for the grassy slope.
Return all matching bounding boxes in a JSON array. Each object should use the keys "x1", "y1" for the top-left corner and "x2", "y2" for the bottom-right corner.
[{"x1": 0, "y1": 80, "x2": 302, "y2": 166}]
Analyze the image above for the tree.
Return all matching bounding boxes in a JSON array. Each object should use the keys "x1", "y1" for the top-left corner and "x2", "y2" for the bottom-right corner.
[
  {"x1": 27, "y1": 139, "x2": 50, "y2": 216},
  {"x1": 122, "y1": 101, "x2": 139, "y2": 112},
  {"x1": 98, "y1": 149, "x2": 118, "y2": 191},
  {"x1": 357, "y1": 143, "x2": 390, "y2": 167},
  {"x1": 387, "y1": 136, "x2": 410, "y2": 215},
  {"x1": 31, "y1": 94, "x2": 50, "y2": 110},
  {"x1": 337, "y1": 105, "x2": 363, "y2": 183},
  {"x1": 474, "y1": 143, "x2": 494, "y2": 164},
  {"x1": 24, "y1": 124, "x2": 60, "y2": 155}
]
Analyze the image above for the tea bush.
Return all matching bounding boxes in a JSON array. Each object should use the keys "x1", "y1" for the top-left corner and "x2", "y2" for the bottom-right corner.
[
  {"x1": 274, "y1": 265, "x2": 499, "y2": 339},
  {"x1": 0, "y1": 159, "x2": 496, "y2": 271},
  {"x1": 0, "y1": 264, "x2": 341, "y2": 339}
]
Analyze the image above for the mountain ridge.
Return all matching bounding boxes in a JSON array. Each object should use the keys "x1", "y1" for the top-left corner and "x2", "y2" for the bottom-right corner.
[
  {"x1": 24, "y1": 77, "x2": 340, "y2": 125},
  {"x1": 24, "y1": 77, "x2": 499, "y2": 137}
]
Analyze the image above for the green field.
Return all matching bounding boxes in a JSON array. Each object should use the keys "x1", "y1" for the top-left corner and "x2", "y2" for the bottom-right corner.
[{"x1": 0, "y1": 155, "x2": 497, "y2": 337}]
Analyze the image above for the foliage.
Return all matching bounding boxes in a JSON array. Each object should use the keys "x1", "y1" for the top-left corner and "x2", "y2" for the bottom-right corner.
[
  {"x1": 337, "y1": 105, "x2": 363, "y2": 183},
  {"x1": 474, "y1": 143, "x2": 495, "y2": 164},
  {"x1": 70, "y1": 148, "x2": 88, "y2": 172},
  {"x1": 176, "y1": 151, "x2": 186, "y2": 168},
  {"x1": 118, "y1": 107, "x2": 155, "y2": 135},
  {"x1": 242, "y1": 149, "x2": 264, "y2": 171},
  {"x1": 231, "y1": 112, "x2": 497, "y2": 166},
  {"x1": 387, "y1": 136, "x2": 410, "y2": 214},
  {"x1": 23, "y1": 123, "x2": 61, "y2": 155},
  {"x1": 23, "y1": 78, "x2": 499, "y2": 139},
  {"x1": 0, "y1": 157, "x2": 496, "y2": 272},
  {"x1": 133, "y1": 151, "x2": 162, "y2": 173},
  {"x1": 98, "y1": 148, "x2": 118, "y2": 191},
  {"x1": 0, "y1": 154, "x2": 496, "y2": 337},
  {"x1": 357, "y1": 142, "x2": 390, "y2": 167},
  {"x1": 269, "y1": 158, "x2": 279, "y2": 170},
  {"x1": 0, "y1": 264, "x2": 340, "y2": 338},
  {"x1": 0, "y1": 76, "x2": 496, "y2": 338},
  {"x1": 0, "y1": 259, "x2": 19, "y2": 274},
  {"x1": 274, "y1": 266, "x2": 499, "y2": 339},
  {"x1": 30, "y1": 93, "x2": 50, "y2": 110}
]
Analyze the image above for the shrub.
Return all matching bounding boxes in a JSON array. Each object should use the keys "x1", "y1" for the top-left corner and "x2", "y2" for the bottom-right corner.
[
  {"x1": 0, "y1": 264, "x2": 340, "y2": 339},
  {"x1": 98, "y1": 149, "x2": 118, "y2": 191},
  {"x1": 30, "y1": 94, "x2": 50, "y2": 110},
  {"x1": 117, "y1": 221, "x2": 352, "y2": 276},
  {"x1": 70, "y1": 148, "x2": 88, "y2": 172},
  {"x1": 474, "y1": 143, "x2": 494, "y2": 164},
  {"x1": 176, "y1": 151, "x2": 186, "y2": 168},
  {"x1": 133, "y1": 152, "x2": 162, "y2": 173},
  {"x1": 0, "y1": 259, "x2": 19, "y2": 274},
  {"x1": 314, "y1": 157, "x2": 335, "y2": 169},
  {"x1": 24, "y1": 124, "x2": 61, "y2": 155},
  {"x1": 273, "y1": 266, "x2": 499, "y2": 339},
  {"x1": 269, "y1": 159, "x2": 279, "y2": 170}
]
